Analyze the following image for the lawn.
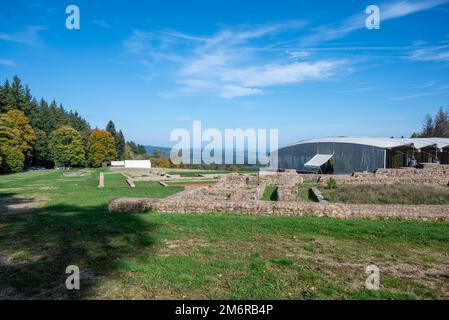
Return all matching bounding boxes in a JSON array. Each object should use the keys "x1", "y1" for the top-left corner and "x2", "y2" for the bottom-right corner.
[
  {"x1": 1, "y1": 169, "x2": 449, "y2": 299},
  {"x1": 167, "y1": 171, "x2": 230, "y2": 177},
  {"x1": 165, "y1": 180, "x2": 218, "y2": 186},
  {"x1": 261, "y1": 186, "x2": 278, "y2": 201},
  {"x1": 320, "y1": 184, "x2": 449, "y2": 205}
]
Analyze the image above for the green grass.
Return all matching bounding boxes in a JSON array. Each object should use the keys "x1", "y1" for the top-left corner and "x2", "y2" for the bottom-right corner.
[
  {"x1": 297, "y1": 182, "x2": 319, "y2": 202},
  {"x1": 1, "y1": 169, "x2": 449, "y2": 299},
  {"x1": 165, "y1": 180, "x2": 218, "y2": 186},
  {"x1": 320, "y1": 184, "x2": 449, "y2": 205},
  {"x1": 261, "y1": 186, "x2": 278, "y2": 201},
  {"x1": 167, "y1": 171, "x2": 230, "y2": 177}
]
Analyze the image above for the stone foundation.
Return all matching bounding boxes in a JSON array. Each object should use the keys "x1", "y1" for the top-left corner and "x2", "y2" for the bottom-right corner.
[
  {"x1": 108, "y1": 165, "x2": 449, "y2": 221},
  {"x1": 298, "y1": 165, "x2": 449, "y2": 186},
  {"x1": 109, "y1": 196, "x2": 449, "y2": 221}
]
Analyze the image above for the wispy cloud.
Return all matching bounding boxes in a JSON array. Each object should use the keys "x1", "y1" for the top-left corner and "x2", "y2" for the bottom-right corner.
[
  {"x1": 301, "y1": 0, "x2": 448, "y2": 45},
  {"x1": 219, "y1": 86, "x2": 263, "y2": 99},
  {"x1": 390, "y1": 84, "x2": 449, "y2": 100},
  {"x1": 407, "y1": 44, "x2": 449, "y2": 62},
  {"x1": 0, "y1": 59, "x2": 15, "y2": 66},
  {"x1": 93, "y1": 19, "x2": 111, "y2": 29},
  {"x1": 0, "y1": 25, "x2": 46, "y2": 46},
  {"x1": 125, "y1": 22, "x2": 346, "y2": 99}
]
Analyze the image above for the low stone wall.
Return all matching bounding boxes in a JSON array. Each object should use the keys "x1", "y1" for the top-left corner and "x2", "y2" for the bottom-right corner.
[
  {"x1": 298, "y1": 165, "x2": 449, "y2": 186},
  {"x1": 310, "y1": 187, "x2": 327, "y2": 203},
  {"x1": 109, "y1": 197, "x2": 449, "y2": 221},
  {"x1": 277, "y1": 185, "x2": 298, "y2": 201}
]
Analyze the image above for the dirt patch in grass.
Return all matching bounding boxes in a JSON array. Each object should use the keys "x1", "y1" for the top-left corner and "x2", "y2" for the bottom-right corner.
[
  {"x1": 161, "y1": 237, "x2": 211, "y2": 257},
  {"x1": 0, "y1": 196, "x2": 45, "y2": 215}
]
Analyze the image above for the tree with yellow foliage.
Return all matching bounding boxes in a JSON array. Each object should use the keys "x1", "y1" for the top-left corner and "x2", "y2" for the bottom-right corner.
[
  {"x1": 0, "y1": 109, "x2": 35, "y2": 172},
  {"x1": 87, "y1": 129, "x2": 116, "y2": 167}
]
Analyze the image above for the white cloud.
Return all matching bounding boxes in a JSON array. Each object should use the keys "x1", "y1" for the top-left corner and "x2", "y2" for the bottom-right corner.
[
  {"x1": 219, "y1": 86, "x2": 263, "y2": 99},
  {"x1": 220, "y1": 61, "x2": 341, "y2": 87},
  {"x1": 301, "y1": 0, "x2": 448, "y2": 45},
  {"x1": 0, "y1": 25, "x2": 46, "y2": 46},
  {"x1": 390, "y1": 85, "x2": 449, "y2": 100},
  {"x1": 93, "y1": 19, "x2": 111, "y2": 28},
  {"x1": 124, "y1": 22, "x2": 345, "y2": 99},
  {"x1": 0, "y1": 59, "x2": 15, "y2": 66},
  {"x1": 407, "y1": 44, "x2": 449, "y2": 62}
]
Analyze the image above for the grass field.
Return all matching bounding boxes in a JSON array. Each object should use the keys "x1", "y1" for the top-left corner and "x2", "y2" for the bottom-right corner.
[
  {"x1": 1, "y1": 169, "x2": 449, "y2": 299},
  {"x1": 320, "y1": 184, "x2": 449, "y2": 205},
  {"x1": 167, "y1": 171, "x2": 230, "y2": 177},
  {"x1": 261, "y1": 186, "x2": 278, "y2": 201}
]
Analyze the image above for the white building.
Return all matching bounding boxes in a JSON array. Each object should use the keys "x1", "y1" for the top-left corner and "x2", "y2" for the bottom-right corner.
[
  {"x1": 111, "y1": 160, "x2": 152, "y2": 169},
  {"x1": 111, "y1": 161, "x2": 125, "y2": 167},
  {"x1": 125, "y1": 160, "x2": 152, "y2": 169}
]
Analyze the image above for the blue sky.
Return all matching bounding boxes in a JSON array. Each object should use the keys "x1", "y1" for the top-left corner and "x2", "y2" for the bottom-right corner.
[{"x1": 1, "y1": 0, "x2": 449, "y2": 147}]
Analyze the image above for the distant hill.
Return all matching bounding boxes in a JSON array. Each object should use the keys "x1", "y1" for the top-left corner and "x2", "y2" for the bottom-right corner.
[
  {"x1": 145, "y1": 145, "x2": 264, "y2": 167},
  {"x1": 145, "y1": 145, "x2": 172, "y2": 158}
]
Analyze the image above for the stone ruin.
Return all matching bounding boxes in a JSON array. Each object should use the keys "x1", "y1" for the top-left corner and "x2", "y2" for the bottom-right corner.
[{"x1": 109, "y1": 165, "x2": 449, "y2": 221}]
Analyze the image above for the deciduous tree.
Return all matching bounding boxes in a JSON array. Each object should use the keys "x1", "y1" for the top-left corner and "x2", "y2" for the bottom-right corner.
[
  {"x1": 49, "y1": 125, "x2": 85, "y2": 167},
  {"x1": 87, "y1": 129, "x2": 116, "y2": 167}
]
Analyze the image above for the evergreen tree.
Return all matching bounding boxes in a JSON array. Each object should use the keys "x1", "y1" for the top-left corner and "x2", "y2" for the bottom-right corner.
[
  {"x1": 433, "y1": 107, "x2": 449, "y2": 137},
  {"x1": 33, "y1": 129, "x2": 50, "y2": 167},
  {"x1": 0, "y1": 80, "x2": 10, "y2": 113},
  {"x1": 105, "y1": 120, "x2": 117, "y2": 138},
  {"x1": 421, "y1": 114, "x2": 434, "y2": 137},
  {"x1": 116, "y1": 130, "x2": 126, "y2": 160}
]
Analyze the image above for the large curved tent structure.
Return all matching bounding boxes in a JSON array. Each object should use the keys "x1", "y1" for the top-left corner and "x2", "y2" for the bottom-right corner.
[{"x1": 273, "y1": 137, "x2": 449, "y2": 174}]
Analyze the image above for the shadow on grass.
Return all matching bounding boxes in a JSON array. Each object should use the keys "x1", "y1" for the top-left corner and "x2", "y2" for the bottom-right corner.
[{"x1": 0, "y1": 200, "x2": 159, "y2": 299}]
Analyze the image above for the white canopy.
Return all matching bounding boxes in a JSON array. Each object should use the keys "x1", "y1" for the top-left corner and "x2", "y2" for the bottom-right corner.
[
  {"x1": 124, "y1": 160, "x2": 151, "y2": 169},
  {"x1": 304, "y1": 154, "x2": 334, "y2": 167},
  {"x1": 111, "y1": 161, "x2": 125, "y2": 167}
]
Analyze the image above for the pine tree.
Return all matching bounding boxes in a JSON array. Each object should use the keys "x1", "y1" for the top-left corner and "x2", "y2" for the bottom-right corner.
[
  {"x1": 0, "y1": 80, "x2": 10, "y2": 113},
  {"x1": 433, "y1": 107, "x2": 449, "y2": 137},
  {"x1": 33, "y1": 129, "x2": 50, "y2": 167},
  {"x1": 421, "y1": 114, "x2": 434, "y2": 137},
  {"x1": 116, "y1": 130, "x2": 126, "y2": 160},
  {"x1": 105, "y1": 120, "x2": 117, "y2": 138}
]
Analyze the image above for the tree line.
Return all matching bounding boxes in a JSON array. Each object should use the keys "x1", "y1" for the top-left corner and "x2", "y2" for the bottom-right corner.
[
  {"x1": 0, "y1": 76, "x2": 147, "y2": 173},
  {"x1": 412, "y1": 107, "x2": 449, "y2": 138}
]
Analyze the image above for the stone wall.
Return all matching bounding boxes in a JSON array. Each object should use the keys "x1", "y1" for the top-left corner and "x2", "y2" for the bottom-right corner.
[
  {"x1": 109, "y1": 196, "x2": 449, "y2": 221},
  {"x1": 108, "y1": 165, "x2": 449, "y2": 221},
  {"x1": 298, "y1": 165, "x2": 449, "y2": 186},
  {"x1": 277, "y1": 185, "x2": 298, "y2": 201}
]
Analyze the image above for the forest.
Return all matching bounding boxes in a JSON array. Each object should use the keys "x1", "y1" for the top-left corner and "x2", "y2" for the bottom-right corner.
[{"x1": 0, "y1": 76, "x2": 147, "y2": 173}]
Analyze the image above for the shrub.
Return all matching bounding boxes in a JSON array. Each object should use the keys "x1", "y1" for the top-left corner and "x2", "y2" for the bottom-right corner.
[{"x1": 327, "y1": 178, "x2": 338, "y2": 190}]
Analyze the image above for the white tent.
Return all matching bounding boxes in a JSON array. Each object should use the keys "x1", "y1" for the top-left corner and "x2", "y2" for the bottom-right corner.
[
  {"x1": 304, "y1": 154, "x2": 334, "y2": 168},
  {"x1": 111, "y1": 161, "x2": 125, "y2": 167},
  {"x1": 124, "y1": 160, "x2": 151, "y2": 169}
]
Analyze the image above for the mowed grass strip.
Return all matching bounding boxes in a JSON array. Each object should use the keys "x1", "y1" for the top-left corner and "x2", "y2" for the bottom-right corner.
[
  {"x1": 320, "y1": 184, "x2": 449, "y2": 205},
  {"x1": 1, "y1": 169, "x2": 449, "y2": 299}
]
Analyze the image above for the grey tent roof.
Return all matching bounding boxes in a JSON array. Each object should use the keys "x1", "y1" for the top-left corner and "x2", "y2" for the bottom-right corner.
[{"x1": 283, "y1": 136, "x2": 449, "y2": 151}]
